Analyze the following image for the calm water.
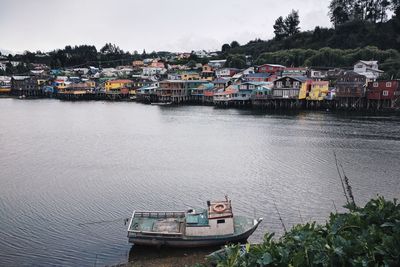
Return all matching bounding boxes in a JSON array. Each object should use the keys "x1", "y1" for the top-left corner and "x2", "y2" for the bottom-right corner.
[{"x1": 0, "y1": 99, "x2": 399, "y2": 266}]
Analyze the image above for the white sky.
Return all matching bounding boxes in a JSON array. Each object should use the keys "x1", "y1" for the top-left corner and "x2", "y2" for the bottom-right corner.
[{"x1": 0, "y1": 0, "x2": 332, "y2": 53}]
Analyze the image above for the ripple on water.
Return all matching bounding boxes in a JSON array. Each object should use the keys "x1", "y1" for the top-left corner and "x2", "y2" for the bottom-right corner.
[{"x1": 0, "y1": 100, "x2": 399, "y2": 266}]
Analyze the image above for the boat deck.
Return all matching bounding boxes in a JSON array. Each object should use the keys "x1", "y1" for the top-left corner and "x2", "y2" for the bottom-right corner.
[
  {"x1": 129, "y1": 211, "x2": 255, "y2": 237},
  {"x1": 129, "y1": 211, "x2": 186, "y2": 235}
]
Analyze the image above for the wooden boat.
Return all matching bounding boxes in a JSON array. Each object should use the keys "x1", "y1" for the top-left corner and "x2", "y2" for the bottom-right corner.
[{"x1": 127, "y1": 197, "x2": 263, "y2": 247}]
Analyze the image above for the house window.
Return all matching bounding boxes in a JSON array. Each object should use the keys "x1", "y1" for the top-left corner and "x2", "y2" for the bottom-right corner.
[
  {"x1": 277, "y1": 81, "x2": 282, "y2": 88},
  {"x1": 373, "y1": 82, "x2": 378, "y2": 87},
  {"x1": 294, "y1": 82, "x2": 299, "y2": 87},
  {"x1": 386, "y1": 82, "x2": 392, "y2": 87},
  {"x1": 383, "y1": 90, "x2": 389, "y2": 96},
  {"x1": 217, "y1": 219, "x2": 225, "y2": 224}
]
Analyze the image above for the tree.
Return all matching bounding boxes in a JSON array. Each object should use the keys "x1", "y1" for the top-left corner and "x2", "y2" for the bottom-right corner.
[
  {"x1": 230, "y1": 41, "x2": 240, "y2": 48},
  {"x1": 221, "y1": 43, "x2": 231, "y2": 53},
  {"x1": 329, "y1": 0, "x2": 352, "y2": 26},
  {"x1": 273, "y1": 16, "x2": 287, "y2": 40},
  {"x1": 225, "y1": 54, "x2": 246, "y2": 69},
  {"x1": 186, "y1": 60, "x2": 197, "y2": 69},
  {"x1": 284, "y1": 10, "x2": 300, "y2": 36}
]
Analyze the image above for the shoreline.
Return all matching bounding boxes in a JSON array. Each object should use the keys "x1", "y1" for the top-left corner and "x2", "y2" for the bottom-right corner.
[{"x1": 1, "y1": 95, "x2": 400, "y2": 114}]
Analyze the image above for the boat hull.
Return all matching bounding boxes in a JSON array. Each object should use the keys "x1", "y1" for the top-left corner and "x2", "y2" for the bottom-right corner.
[{"x1": 128, "y1": 219, "x2": 261, "y2": 248}]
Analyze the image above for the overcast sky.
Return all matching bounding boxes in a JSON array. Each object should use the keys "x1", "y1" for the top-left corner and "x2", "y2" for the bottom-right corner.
[{"x1": 0, "y1": 0, "x2": 332, "y2": 54}]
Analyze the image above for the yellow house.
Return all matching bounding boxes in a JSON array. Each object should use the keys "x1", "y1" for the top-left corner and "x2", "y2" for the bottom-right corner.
[
  {"x1": 105, "y1": 79, "x2": 133, "y2": 93},
  {"x1": 0, "y1": 86, "x2": 11, "y2": 94},
  {"x1": 299, "y1": 80, "x2": 329, "y2": 100},
  {"x1": 181, "y1": 72, "x2": 200, "y2": 81},
  {"x1": 54, "y1": 80, "x2": 68, "y2": 92}
]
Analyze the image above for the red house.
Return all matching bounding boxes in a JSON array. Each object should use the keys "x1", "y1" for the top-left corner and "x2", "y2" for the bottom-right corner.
[
  {"x1": 367, "y1": 80, "x2": 399, "y2": 100},
  {"x1": 255, "y1": 64, "x2": 285, "y2": 75}
]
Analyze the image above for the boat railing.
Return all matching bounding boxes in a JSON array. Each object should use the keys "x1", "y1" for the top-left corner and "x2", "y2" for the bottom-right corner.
[{"x1": 133, "y1": 211, "x2": 186, "y2": 219}]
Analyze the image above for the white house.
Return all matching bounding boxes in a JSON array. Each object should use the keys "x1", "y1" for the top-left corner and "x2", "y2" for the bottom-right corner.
[
  {"x1": 208, "y1": 60, "x2": 227, "y2": 69},
  {"x1": 142, "y1": 67, "x2": 167, "y2": 76},
  {"x1": 353, "y1": 60, "x2": 384, "y2": 81}
]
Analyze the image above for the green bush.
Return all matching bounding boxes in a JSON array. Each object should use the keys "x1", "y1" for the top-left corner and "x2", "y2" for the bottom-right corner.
[{"x1": 208, "y1": 197, "x2": 400, "y2": 267}]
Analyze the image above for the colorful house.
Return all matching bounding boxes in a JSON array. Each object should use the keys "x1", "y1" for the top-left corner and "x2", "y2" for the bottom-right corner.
[
  {"x1": 213, "y1": 85, "x2": 238, "y2": 105},
  {"x1": 282, "y1": 67, "x2": 308, "y2": 77},
  {"x1": 157, "y1": 80, "x2": 179, "y2": 103},
  {"x1": 244, "y1": 73, "x2": 271, "y2": 82},
  {"x1": 213, "y1": 78, "x2": 232, "y2": 89},
  {"x1": 273, "y1": 76, "x2": 308, "y2": 99},
  {"x1": 11, "y1": 76, "x2": 41, "y2": 97},
  {"x1": 105, "y1": 79, "x2": 133, "y2": 94},
  {"x1": 250, "y1": 82, "x2": 274, "y2": 101},
  {"x1": 335, "y1": 71, "x2": 367, "y2": 98},
  {"x1": 181, "y1": 71, "x2": 201, "y2": 81},
  {"x1": 201, "y1": 64, "x2": 215, "y2": 81},
  {"x1": 255, "y1": 64, "x2": 285, "y2": 75},
  {"x1": 0, "y1": 76, "x2": 11, "y2": 95},
  {"x1": 353, "y1": 61, "x2": 383, "y2": 81},
  {"x1": 190, "y1": 82, "x2": 214, "y2": 103},
  {"x1": 215, "y1": 68, "x2": 239, "y2": 78},
  {"x1": 366, "y1": 80, "x2": 400, "y2": 109},
  {"x1": 299, "y1": 80, "x2": 329, "y2": 100}
]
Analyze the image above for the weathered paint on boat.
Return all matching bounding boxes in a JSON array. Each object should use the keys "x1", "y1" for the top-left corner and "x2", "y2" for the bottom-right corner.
[
  {"x1": 127, "y1": 198, "x2": 263, "y2": 248},
  {"x1": 128, "y1": 217, "x2": 262, "y2": 247}
]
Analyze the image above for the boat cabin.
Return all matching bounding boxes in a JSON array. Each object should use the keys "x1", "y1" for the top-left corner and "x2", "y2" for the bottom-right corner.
[{"x1": 185, "y1": 199, "x2": 234, "y2": 236}]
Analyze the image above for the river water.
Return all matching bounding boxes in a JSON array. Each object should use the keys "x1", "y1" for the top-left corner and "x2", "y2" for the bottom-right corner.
[{"x1": 0, "y1": 99, "x2": 399, "y2": 266}]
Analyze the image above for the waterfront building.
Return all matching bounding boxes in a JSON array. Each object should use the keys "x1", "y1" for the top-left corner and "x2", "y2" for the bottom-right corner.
[
  {"x1": 105, "y1": 79, "x2": 133, "y2": 93},
  {"x1": 353, "y1": 60, "x2": 383, "y2": 81},
  {"x1": 299, "y1": 80, "x2": 329, "y2": 100},
  {"x1": 335, "y1": 71, "x2": 367, "y2": 109},
  {"x1": 157, "y1": 80, "x2": 186, "y2": 103},
  {"x1": 213, "y1": 77, "x2": 232, "y2": 89},
  {"x1": 213, "y1": 85, "x2": 238, "y2": 106},
  {"x1": 273, "y1": 76, "x2": 308, "y2": 99},
  {"x1": 131, "y1": 77, "x2": 154, "y2": 89},
  {"x1": 105, "y1": 79, "x2": 133, "y2": 100},
  {"x1": 366, "y1": 80, "x2": 400, "y2": 109},
  {"x1": 11, "y1": 76, "x2": 41, "y2": 97},
  {"x1": 136, "y1": 83, "x2": 159, "y2": 103},
  {"x1": 234, "y1": 82, "x2": 268, "y2": 105},
  {"x1": 0, "y1": 76, "x2": 11, "y2": 95},
  {"x1": 57, "y1": 81, "x2": 96, "y2": 100},
  {"x1": 190, "y1": 83, "x2": 214, "y2": 103},
  {"x1": 202, "y1": 83, "x2": 216, "y2": 104}
]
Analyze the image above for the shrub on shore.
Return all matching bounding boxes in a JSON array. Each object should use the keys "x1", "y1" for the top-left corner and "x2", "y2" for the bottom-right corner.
[{"x1": 207, "y1": 196, "x2": 400, "y2": 267}]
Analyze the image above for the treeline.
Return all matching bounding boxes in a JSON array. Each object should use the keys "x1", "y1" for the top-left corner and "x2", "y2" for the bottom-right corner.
[{"x1": 221, "y1": 2, "x2": 400, "y2": 78}]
